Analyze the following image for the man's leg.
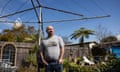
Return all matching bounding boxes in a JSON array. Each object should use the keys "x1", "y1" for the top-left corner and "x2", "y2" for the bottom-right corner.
[
  {"x1": 45, "y1": 64, "x2": 54, "y2": 72},
  {"x1": 54, "y1": 64, "x2": 63, "y2": 72}
]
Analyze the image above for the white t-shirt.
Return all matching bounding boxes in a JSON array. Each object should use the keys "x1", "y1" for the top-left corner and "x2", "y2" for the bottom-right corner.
[{"x1": 40, "y1": 35, "x2": 64, "y2": 60}]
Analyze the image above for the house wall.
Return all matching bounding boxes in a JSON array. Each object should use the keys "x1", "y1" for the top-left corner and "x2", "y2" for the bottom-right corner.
[{"x1": 64, "y1": 44, "x2": 89, "y2": 59}]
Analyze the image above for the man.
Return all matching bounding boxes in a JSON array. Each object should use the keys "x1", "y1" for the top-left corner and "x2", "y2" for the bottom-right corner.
[{"x1": 40, "y1": 26, "x2": 64, "y2": 72}]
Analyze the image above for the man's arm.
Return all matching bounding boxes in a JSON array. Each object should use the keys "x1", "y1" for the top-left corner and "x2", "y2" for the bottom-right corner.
[
  {"x1": 40, "y1": 51, "x2": 48, "y2": 65},
  {"x1": 59, "y1": 46, "x2": 64, "y2": 64},
  {"x1": 58, "y1": 36, "x2": 65, "y2": 64},
  {"x1": 39, "y1": 42, "x2": 48, "y2": 65}
]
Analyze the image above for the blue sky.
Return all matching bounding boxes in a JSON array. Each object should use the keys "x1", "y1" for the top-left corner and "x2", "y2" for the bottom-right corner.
[{"x1": 0, "y1": 0, "x2": 120, "y2": 43}]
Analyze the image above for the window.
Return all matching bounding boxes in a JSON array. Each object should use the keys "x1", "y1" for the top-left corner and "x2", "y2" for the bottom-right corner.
[{"x1": 2, "y1": 44, "x2": 16, "y2": 66}]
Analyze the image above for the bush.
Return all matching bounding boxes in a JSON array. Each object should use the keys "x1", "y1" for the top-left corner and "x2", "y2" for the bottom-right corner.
[
  {"x1": 63, "y1": 58, "x2": 120, "y2": 72},
  {"x1": 101, "y1": 58, "x2": 120, "y2": 72},
  {"x1": 18, "y1": 58, "x2": 120, "y2": 72},
  {"x1": 63, "y1": 59, "x2": 99, "y2": 72}
]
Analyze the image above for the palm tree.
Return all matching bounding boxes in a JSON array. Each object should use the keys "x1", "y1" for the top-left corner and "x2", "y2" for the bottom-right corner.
[{"x1": 70, "y1": 27, "x2": 94, "y2": 56}]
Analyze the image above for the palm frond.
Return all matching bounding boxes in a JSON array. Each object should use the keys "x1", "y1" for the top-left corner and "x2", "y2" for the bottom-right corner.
[{"x1": 70, "y1": 27, "x2": 95, "y2": 43}]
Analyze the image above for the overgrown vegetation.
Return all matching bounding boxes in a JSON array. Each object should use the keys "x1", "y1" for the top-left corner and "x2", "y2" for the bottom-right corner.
[
  {"x1": 18, "y1": 57, "x2": 120, "y2": 72},
  {"x1": 99, "y1": 58, "x2": 120, "y2": 72},
  {"x1": 62, "y1": 58, "x2": 120, "y2": 72},
  {"x1": 0, "y1": 25, "x2": 38, "y2": 42}
]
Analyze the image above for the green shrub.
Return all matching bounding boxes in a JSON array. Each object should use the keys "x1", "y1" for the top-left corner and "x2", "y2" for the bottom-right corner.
[
  {"x1": 63, "y1": 60, "x2": 99, "y2": 72},
  {"x1": 18, "y1": 58, "x2": 120, "y2": 72},
  {"x1": 101, "y1": 59, "x2": 120, "y2": 72}
]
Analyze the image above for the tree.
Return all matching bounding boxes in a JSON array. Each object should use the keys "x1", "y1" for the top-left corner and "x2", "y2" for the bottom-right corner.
[
  {"x1": 95, "y1": 24, "x2": 112, "y2": 42},
  {"x1": 12, "y1": 24, "x2": 29, "y2": 42},
  {"x1": 24, "y1": 26, "x2": 38, "y2": 43},
  {"x1": 0, "y1": 24, "x2": 38, "y2": 42},
  {"x1": 0, "y1": 29, "x2": 14, "y2": 41},
  {"x1": 100, "y1": 35, "x2": 118, "y2": 42},
  {"x1": 70, "y1": 27, "x2": 94, "y2": 46},
  {"x1": 27, "y1": 26, "x2": 37, "y2": 35},
  {"x1": 70, "y1": 27, "x2": 94, "y2": 56}
]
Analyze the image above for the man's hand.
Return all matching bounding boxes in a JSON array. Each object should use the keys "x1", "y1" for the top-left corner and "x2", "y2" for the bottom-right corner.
[
  {"x1": 58, "y1": 58, "x2": 63, "y2": 64},
  {"x1": 43, "y1": 60, "x2": 48, "y2": 65}
]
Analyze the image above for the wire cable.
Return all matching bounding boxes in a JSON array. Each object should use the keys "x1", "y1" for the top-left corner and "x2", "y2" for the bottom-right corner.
[
  {"x1": 89, "y1": 0, "x2": 107, "y2": 14},
  {"x1": 16, "y1": 0, "x2": 29, "y2": 11},
  {"x1": 43, "y1": 15, "x2": 110, "y2": 23},
  {"x1": 70, "y1": 0, "x2": 96, "y2": 16},
  {"x1": 0, "y1": 6, "x2": 40, "y2": 18},
  {"x1": 0, "y1": 15, "x2": 110, "y2": 23},
  {"x1": 15, "y1": 0, "x2": 30, "y2": 18},
  {"x1": 42, "y1": 5, "x2": 84, "y2": 16},
  {"x1": 31, "y1": 0, "x2": 40, "y2": 22},
  {"x1": 0, "y1": 0, "x2": 13, "y2": 15},
  {"x1": 36, "y1": 0, "x2": 42, "y2": 6},
  {"x1": 0, "y1": 5, "x2": 84, "y2": 18}
]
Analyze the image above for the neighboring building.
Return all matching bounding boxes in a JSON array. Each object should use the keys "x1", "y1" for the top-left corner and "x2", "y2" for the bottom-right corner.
[
  {"x1": 64, "y1": 41, "x2": 97, "y2": 59},
  {"x1": 99, "y1": 41, "x2": 120, "y2": 58}
]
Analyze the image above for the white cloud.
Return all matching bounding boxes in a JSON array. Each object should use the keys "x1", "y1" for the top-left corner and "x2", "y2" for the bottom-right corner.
[
  {"x1": 0, "y1": 18, "x2": 14, "y2": 26},
  {"x1": 6, "y1": 22, "x2": 14, "y2": 26},
  {"x1": 116, "y1": 34, "x2": 120, "y2": 40}
]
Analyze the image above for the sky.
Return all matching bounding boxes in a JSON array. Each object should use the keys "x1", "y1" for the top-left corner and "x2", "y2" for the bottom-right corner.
[{"x1": 0, "y1": 0, "x2": 120, "y2": 43}]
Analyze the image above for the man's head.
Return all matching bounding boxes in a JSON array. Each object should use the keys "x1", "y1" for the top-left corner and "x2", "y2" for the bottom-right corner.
[{"x1": 46, "y1": 25, "x2": 54, "y2": 36}]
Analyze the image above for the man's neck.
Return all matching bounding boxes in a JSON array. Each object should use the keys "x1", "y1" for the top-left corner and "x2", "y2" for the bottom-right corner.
[{"x1": 48, "y1": 34, "x2": 54, "y2": 38}]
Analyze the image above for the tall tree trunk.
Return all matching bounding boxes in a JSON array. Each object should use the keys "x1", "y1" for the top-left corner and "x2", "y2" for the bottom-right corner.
[{"x1": 80, "y1": 36, "x2": 85, "y2": 56}]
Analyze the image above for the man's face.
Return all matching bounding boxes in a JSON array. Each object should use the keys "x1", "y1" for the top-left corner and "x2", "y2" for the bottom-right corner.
[{"x1": 46, "y1": 26, "x2": 54, "y2": 35}]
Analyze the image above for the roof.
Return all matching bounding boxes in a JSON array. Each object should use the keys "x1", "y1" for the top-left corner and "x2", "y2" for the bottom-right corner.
[{"x1": 98, "y1": 41, "x2": 120, "y2": 48}]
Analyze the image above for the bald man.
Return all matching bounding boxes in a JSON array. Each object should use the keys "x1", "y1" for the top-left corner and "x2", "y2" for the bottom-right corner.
[{"x1": 40, "y1": 26, "x2": 64, "y2": 72}]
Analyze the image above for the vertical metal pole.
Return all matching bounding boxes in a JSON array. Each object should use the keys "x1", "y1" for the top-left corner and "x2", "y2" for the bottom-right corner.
[
  {"x1": 30, "y1": 1, "x2": 43, "y2": 72},
  {"x1": 38, "y1": 6, "x2": 43, "y2": 45},
  {"x1": 31, "y1": 0, "x2": 43, "y2": 45}
]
